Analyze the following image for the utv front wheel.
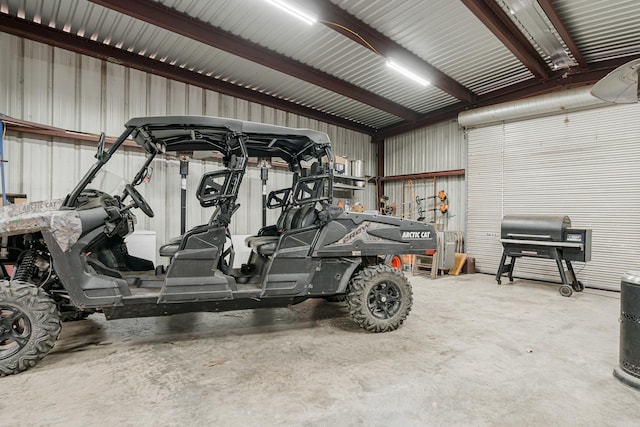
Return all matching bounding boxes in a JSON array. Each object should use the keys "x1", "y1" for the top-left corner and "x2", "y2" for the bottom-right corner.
[
  {"x1": 0, "y1": 281, "x2": 61, "y2": 376},
  {"x1": 346, "y1": 265, "x2": 412, "y2": 332}
]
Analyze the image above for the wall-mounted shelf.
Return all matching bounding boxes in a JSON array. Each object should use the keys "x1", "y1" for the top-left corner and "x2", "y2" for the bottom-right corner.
[{"x1": 333, "y1": 175, "x2": 366, "y2": 191}]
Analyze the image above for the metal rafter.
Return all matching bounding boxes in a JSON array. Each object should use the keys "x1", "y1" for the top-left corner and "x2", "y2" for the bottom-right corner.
[
  {"x1": 0, "y1": 14, "x2": 375, "y2": 135},
  {"x1": 536, "y1": 0, "x2": 587, "y2": 69},
  {"x1": 461, "y1": 0, "x2": 549, "y2": 79},
  {"x1": 311, "y1": 0, "x2": 476, "y2": 104},
  {"x1": 375, "y1": 54, "x2": 640, "y2": 139},
  {"x1": 87, "y1": 0, "x2": 420, "y2": 122}
]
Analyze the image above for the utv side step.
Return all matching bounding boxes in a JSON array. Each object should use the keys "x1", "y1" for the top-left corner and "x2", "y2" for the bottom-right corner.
[{"x1": 103, "y1": 296, "x2": 310, "y2": 320}]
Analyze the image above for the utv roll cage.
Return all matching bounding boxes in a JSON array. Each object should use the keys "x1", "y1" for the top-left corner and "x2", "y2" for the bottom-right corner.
[{"x1": 65, "y1": 116, "x2": 336, "y2": 227}]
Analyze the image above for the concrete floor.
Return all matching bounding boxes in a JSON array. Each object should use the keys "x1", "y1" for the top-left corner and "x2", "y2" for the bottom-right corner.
[{"x1": 3, "y1": 273, "x2": 640, "y2": 426}]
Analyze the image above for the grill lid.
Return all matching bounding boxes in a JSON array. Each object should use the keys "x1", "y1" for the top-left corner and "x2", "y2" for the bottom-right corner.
[{"x1": 501, "y1": 215, "x2": 571, "y2": 241}]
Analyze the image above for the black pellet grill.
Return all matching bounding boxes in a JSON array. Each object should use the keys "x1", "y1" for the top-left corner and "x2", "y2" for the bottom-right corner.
[{"x1": 496, "y1": 215, "x2": 592, "y2": 297}]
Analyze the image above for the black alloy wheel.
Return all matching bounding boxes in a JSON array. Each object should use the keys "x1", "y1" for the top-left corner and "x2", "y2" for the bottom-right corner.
[
  {"x1": 0, "y1": 304, "x2": 32, "y2": 360},
  {"x1": 367, "y1": 281, "x2": 402, "y2": 319}
]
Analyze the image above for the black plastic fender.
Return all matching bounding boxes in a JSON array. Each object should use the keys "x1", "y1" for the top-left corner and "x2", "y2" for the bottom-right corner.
[{"x1": 314, "y1": 212, "x2": 436, "y2": 257}]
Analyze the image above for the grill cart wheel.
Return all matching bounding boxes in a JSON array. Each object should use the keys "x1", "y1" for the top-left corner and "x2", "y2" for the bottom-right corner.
[
  {"x1": 346, "y1": 264, "x2": 412, "y2": 332},
  {"x1": 0, "y1": 281, "x2": 61, "y2": 376},
  {"x1": 559, "y1": 285, "x2": 573, "y2": 298}
]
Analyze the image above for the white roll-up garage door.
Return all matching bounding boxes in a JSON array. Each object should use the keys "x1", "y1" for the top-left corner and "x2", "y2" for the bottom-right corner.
[{"x1": 466, "y1": 103, "x2": 640, "y2": 291}]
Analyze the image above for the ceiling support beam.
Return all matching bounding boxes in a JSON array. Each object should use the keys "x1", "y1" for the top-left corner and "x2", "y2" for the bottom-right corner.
[
  {"x1": 87, "y1": 0, "x2": 420, "y2": 122},
  {"x1": 477, "y1": 55, "x2": 640, "y2": 105},
  {"x1": 461, "y1": 0, "x2": 549, "y2": 79},
  {"x1": 312, "y1": 0, "x2": 475, "y2": 104},
  {"x1": 374, "y1": 106, "x2": 463, "y2": 140},
  {"x1": 0, "y1": 14, "x2": 375, "y2": 135},
  {"x1": 375, "y1": 54, "x2": 640, "y2": 139},
  {"x1": 536, "y1": 0, "x2": 587, "y2": 69}
]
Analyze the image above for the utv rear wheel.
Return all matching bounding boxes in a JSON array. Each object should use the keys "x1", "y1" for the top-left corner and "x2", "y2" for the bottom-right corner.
[
  {"x1": 0, "y1": 281, "x2": 61, "y2": 376},
  {"x1": 346, "y1": 265, "x2": 412, "y2": 332}
]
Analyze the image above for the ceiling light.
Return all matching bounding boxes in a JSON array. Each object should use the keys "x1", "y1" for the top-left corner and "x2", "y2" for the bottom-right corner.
[
  {"x1": 387, "y1": 60, "x2": 429, "y2": 87},
  {"x1": 265, "y1": 0, "x2": 317, "y2": 25},
  {"x1": 501, "y1": 0, "x2": 574, "y2": 69}
]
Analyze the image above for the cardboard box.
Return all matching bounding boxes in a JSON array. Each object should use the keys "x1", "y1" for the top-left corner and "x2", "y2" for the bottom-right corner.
[
  {"x1": 3, "y1": 193, "x2": 27, "y2": 206},
  {"x1": 334, "y1": 156, "x2": 347, "y2": 174},
  {"x1": 351, "y1": 204, "x2": 364, "y2": 213}
]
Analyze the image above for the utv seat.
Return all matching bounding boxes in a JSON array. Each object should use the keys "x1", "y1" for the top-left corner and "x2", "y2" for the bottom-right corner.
[
  {"x1": 243, "y1": 203, "x2": 298, "y2": 249},
  {"x1": 158, "y1": 223, "x2": 217, "y2": 258},
  {"x1": 245, "y1": 161, "x2": 325, "y2": 255},
  {"x1": 159, "y1": 236, "x2": 181, "y2": 258},
  {"x1": 246, "y1": 204, "x2": 318, "y2": 257},
  {"x1": 159, "y1": 157, "x2": 244, "y2": 259}
]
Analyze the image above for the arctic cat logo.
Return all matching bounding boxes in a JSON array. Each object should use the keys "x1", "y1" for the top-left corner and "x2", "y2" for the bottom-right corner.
[{"x1": 402, "y1": 231, "x2": 432, "y2": 239}]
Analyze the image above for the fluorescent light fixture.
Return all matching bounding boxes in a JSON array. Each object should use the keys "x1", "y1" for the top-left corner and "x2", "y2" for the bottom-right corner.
[
  {"x1": 501, "y1": 0, "x2": 574, "y2": 69},
  {"x1": 265, "y1": 0, "x2": 317, "y2": 25},
  {"x1": 387, "y1": 60, "x2": 429, "y2": 87}
]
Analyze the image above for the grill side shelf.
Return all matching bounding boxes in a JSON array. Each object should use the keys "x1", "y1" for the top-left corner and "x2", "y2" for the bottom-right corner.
[{"x1": 500, "y1": 239, "x2": 583, "y2": 249}]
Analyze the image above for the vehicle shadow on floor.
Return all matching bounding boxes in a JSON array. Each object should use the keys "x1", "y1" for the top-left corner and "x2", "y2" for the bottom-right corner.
[
  {"x1": 50, "y1": 298, "x2": 362, "y2": 352},
  {"x1": 50, "y1": 320, "x2": 108, "y2": 354}
]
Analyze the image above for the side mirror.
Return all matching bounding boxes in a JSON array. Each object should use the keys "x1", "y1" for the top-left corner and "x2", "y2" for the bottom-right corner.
[{"x1": 95, "y1": 132, "x2": 106, "y2": 161}]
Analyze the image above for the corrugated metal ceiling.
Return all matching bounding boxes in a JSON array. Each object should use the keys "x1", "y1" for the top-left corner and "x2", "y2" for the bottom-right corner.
[
  {"x1": 1, "y1": 0, "x2": 639, "y2": 136},
  {"x1": 4, "y1": 0, "x2": 406, "y2": 128},
  {"x1": 553, "y1": 0, "x2": 640, "y2": 62},
  {"x1": 161, "y1": 0, "x2": 461, "y2": 114},
  {"x1": 332, "y1": 0, "x2": 534, "y2": 94}
]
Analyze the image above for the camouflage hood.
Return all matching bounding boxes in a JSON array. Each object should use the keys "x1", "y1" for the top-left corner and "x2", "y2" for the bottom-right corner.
[{"x1": 0, "y1": 199, "x2": 82, "y2": 251}]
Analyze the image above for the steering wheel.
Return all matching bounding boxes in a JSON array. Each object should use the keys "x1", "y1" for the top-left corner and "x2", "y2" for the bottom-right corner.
[{"x1": 124, "y1": 184, "x2": 154, "y2": 217}]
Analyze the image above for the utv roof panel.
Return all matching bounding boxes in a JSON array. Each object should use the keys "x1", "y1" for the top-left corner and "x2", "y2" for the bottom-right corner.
[{"x1": 125, "y1": 116, "x2": 331, "y2": 148}]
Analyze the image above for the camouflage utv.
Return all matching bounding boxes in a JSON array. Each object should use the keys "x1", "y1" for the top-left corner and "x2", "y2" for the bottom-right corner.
[{"x1": 0, "y1": 116, "x2": 436, "y2": 375}]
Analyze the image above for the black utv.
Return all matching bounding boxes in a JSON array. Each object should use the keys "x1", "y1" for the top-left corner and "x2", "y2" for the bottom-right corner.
[{"x1": 0, "y1": 116, "x2": 437, "y2": 375}]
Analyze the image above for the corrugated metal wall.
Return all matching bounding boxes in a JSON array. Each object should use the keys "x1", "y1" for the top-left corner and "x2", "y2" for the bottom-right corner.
[
  {"x1": 467, "y1": 103, "x2": 640, "y2": 291},
  {"x1": 0, "y1": 33, "x2": 373, "y2": 263},
  {"x1": 384, "y1": 120, "x2": 467, "y2": 234}
]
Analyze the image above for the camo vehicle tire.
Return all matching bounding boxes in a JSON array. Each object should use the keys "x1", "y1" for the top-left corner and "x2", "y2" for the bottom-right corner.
[
  {"x1": 0, "y1": 280, "x2": 61, "y2": 376},
  {"x1": 346, "y1": 264, "x2": 412, "y2": 332}
]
